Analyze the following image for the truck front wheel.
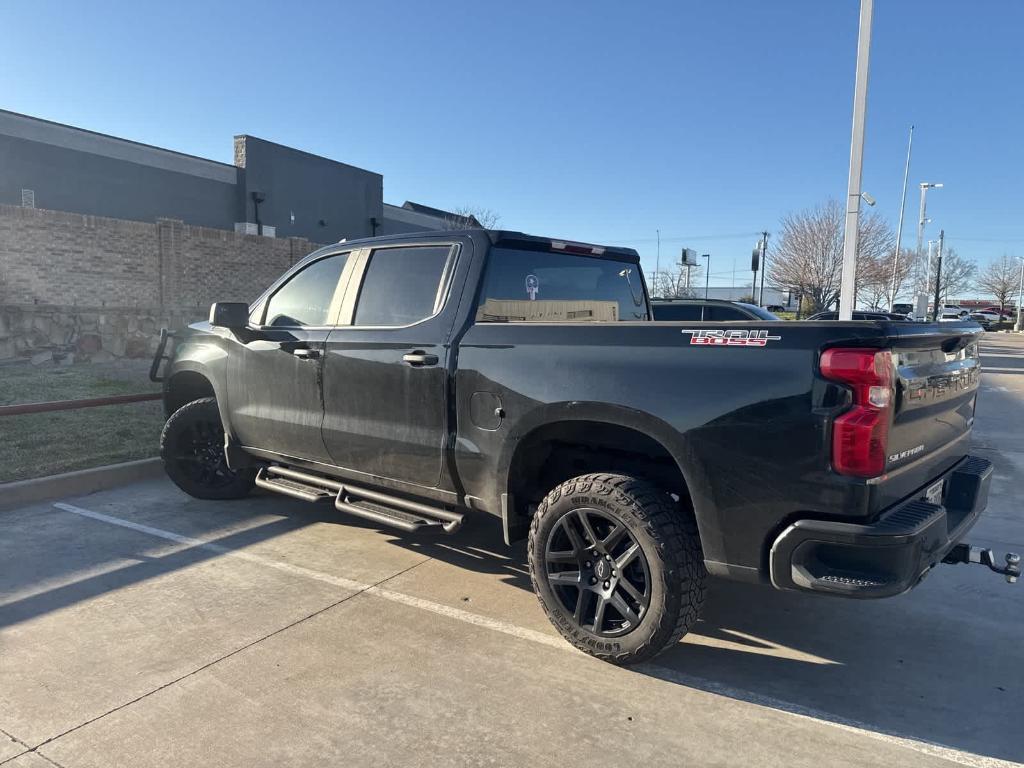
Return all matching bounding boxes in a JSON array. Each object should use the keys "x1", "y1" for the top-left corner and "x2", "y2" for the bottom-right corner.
[
  {"x1": 528, "y1": 473, "x2": 706, "y2": 664},
  {"x1": 160, "y1": 397, "x2": 255, "y2": 500}
]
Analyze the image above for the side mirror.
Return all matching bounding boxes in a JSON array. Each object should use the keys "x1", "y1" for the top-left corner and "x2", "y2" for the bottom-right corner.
[{"x1": 209, "y1": 302, "x2": 250, "y2": 330}]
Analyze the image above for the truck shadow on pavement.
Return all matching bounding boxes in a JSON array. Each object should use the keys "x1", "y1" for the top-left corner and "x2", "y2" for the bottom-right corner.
[
  {"x1": 386, "y1": 518, "x2": 1022, "y2": 764},
  {"x1": 2, "y1": 490, "x2": 1018, "y2": 763}
]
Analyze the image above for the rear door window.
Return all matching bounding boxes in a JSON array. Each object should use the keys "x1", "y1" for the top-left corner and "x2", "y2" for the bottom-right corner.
[
  {"x1": 476, "y1": 248, "x2": 647, "y2": 322},
  {"x1": 353, "y1": 245, "x2": 453, "y2": 327}
]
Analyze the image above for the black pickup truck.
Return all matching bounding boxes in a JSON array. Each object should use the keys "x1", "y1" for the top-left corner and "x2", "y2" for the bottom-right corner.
[{"x1": 152, "y1": 229, "x2": 1018, "y2": 664}]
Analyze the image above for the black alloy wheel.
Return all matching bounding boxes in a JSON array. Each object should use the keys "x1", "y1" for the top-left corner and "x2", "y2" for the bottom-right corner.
[
  {"x1": 160, "y1": 397, "x2": 255, "y2": 500},
  {"x1": 543, "y1": 507, "x2": 652, "y2": 637}
]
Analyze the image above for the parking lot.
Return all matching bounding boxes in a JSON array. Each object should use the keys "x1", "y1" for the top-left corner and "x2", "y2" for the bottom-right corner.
[{"x1": 2, "y1": 334, "x2": 1022, "y2": 768}]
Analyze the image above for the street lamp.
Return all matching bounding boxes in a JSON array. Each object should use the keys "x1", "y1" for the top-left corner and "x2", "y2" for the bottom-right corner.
[
  {"x1": 701, "y1": 253, "x2": 711, "y2": 320},
  {"x1": 916, "y1": 182, "x2": 943, "y2": 255},
  {"x1": 914, "y1": 182, "x2": 943, "y2": 318},
  {"x1": 1016, "y1": 256, "x2": 1024, "y2": 332}
]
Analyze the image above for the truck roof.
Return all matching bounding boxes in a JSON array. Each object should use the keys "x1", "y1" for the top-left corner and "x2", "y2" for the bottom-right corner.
[{"x1": 326, "y1": 228, "x2": 640, "y2": 262}]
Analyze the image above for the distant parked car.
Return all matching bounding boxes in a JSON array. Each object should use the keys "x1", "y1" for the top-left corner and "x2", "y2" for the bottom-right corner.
[
  {"x1": 939, "y1": 308, "x2": 970, "y2": 322},
  {"x1": 805, "y1": 311, "x2": 912, "y2": 322},
  {"x1": 765, "y1": 304, "x2": 787, "y2": 313},
  {"x1": 982, "y1": 306, "x2": 1015, "y2": 319},
  {"x1": 940, "y1": 304, "x2": 970, "y2": 319},
  {"x1": 651, "y1": 299, "x2": 779, "y2": 321},
  {"x1": 891, "y1": 303, "x2": 915, "y2": 316},
  {"x1": 969, "y1": 312, "x2": 996, "y2": 329}
]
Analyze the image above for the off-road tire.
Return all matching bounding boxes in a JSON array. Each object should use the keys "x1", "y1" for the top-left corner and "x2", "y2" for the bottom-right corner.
[
  {"x1": 160, "y1": 397, "x2": 255, "y2": 500},
  {"x1": 528, "y1": 472, "x2": 706, "y2": 664}
]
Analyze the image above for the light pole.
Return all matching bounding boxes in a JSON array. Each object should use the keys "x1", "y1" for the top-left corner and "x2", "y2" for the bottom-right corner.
[
  {"x1": 1016, "y1": 257, "x2": 1024, "y2": 332},
  {"x1": 654, "y1": 229, "x2": 661, "y2": 297},
  {"x1": 701, "y1": 253, "x2": 711, "y2": 320},
  {"x1": 889, "y1": 125, "x2": 914, "y2": 310},
  {"x1": 914, "y1": 182, "x2": 942, "y2": 318},
  {"x1": 916, "y1": 182, "x2": 943, "y2": 255},
  {"x1": 838, "y1": 0, "x2": 874, "y2": 321}
]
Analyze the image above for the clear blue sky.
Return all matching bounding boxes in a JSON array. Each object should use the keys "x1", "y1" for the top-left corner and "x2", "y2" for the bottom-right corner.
[{"x1": 2, "y1": 0, "x2": 1021, "y2": 288}]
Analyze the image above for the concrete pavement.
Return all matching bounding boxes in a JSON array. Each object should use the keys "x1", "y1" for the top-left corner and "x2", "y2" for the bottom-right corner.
[{"x1": 2, "y1": 333, "x2": 1022, "y2": 767}]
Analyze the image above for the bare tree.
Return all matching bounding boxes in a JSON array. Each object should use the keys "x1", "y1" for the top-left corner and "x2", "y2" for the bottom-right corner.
[
  {"x1": 442, "y1": 206, "x2": 501, "y2": 230},
  {"x1": 768, "y1": 199, "x2": 895, "y2": 313},
  {"x1": 863, "y1": 246, "x2": 919, "y2": 310},
  {"x1": 934, "y1": 245, "x2": 976, "y2": 303},
  {"x1": 976, "y1": 255, "x2": 1019, "y2": 314},
  {"x1": 649, "y1": 265, "x2": 703, "y2": 299}
]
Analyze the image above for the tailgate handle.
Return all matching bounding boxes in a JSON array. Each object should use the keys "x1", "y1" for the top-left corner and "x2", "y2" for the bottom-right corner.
[{"x1": 403, "y1": 351, "x2": 438, "y2": 367}]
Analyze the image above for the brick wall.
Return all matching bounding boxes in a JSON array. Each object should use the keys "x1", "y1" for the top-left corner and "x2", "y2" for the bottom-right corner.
[
  {"x1": 0, "y1": 204, "x2": 318, "y2": 309},
  {"x1": 0, "y1": 205, "x2": 322, "y2": 360}
]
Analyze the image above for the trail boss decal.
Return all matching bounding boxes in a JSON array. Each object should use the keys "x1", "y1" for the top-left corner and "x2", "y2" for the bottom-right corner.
[{"x1": 682, "y1": 329, "x2": 783, "y2": 347}]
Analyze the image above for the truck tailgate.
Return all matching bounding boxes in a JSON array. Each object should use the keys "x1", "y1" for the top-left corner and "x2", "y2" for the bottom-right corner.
[{"x1": 875, "y1": 321, "x2": 983, "y2": 508}]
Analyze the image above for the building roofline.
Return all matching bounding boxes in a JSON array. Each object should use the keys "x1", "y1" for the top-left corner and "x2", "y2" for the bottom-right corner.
[
  {"x1": 0, "y1": 108, "x2": 237, "y2": 170},
  {"x1": 234, "y1": 134, "x2": 382, "y2": 179}
]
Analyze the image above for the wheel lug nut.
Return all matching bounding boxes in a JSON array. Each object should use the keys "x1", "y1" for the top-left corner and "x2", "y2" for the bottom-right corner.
[
  {"x1": 590, "y1": 577, "x2": 598, "y2": 585},
  {"x1": 603, "y1": 581, "x2": 610, "y2": 589},
  {"x1": 585, "y1": 561, "x2": 591, "y2": 568}
]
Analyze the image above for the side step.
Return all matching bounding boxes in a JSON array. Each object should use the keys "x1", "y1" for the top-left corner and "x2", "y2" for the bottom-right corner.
[
  {"x1": 256, "y1": 465, "x2": 463, "y2": 534},
  {"x1": 255, "y1": 468, "x2": 335, "y2": 502}
]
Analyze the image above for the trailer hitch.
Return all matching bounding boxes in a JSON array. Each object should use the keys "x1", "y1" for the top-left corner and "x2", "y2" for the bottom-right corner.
[{"x1": 943, "y1": 544, "x2": 1021, "y2": 583}]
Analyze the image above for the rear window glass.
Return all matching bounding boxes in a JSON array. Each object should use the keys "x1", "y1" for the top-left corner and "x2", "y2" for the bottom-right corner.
[{"x1": 475, "y1": 248, "x2": 647, "y2": 322}]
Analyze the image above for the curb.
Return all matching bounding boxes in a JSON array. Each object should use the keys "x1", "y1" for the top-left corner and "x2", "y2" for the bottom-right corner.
[{"x1": 0, "y1": 457, "x2": 164, "y2": 511}]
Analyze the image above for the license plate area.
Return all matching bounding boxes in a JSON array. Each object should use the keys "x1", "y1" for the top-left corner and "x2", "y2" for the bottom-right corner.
[{"x1": 924, "y1": 479, "x2": 944, "y2": 506}]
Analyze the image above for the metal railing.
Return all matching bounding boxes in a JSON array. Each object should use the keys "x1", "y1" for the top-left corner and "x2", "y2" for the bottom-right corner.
[{"x1": 0, "y1": 392, "x2": 161, "y2": 418}]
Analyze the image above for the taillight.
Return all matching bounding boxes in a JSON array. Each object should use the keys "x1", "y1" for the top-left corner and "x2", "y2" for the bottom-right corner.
[
  {"x1": 551, "y1": 240, "x2": 606, "y2": 256},
  {"x1": 820, "y1": 348, "x2": 894, "y2": 478}
]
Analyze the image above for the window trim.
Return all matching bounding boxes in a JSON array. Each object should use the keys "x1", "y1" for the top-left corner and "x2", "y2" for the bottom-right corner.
[
  {"x1": 345, "y1": 242, "x2": 461, "y2": 330},
  {"x1": 254, "y1": 249, "x2": 356, "y2": 330}
]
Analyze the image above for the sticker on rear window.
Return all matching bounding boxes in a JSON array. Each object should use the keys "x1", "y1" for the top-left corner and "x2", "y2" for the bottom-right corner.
[
  {"x1": 681, "y1": 329, "x2": 782, "y2": 347},
  {"x1": 525, "y1": 274, "x2": 539, "y2": 300}
]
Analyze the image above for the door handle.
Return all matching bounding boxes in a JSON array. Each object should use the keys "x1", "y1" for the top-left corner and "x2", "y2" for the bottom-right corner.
[
  {"x1": 292, "y1": 347, "x2": 321, "y2": 361},
  {"x1": 402, "y1": 351, "x2": 439, "y2": 366}
]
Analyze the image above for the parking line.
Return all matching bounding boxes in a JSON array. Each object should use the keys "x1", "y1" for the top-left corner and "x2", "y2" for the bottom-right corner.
[{"x1": 51, "y1": 502, "x2": 1012, "y2": 768}]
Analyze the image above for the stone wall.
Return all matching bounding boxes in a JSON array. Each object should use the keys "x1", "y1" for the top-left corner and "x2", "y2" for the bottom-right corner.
[
  {"x1": 0, "y1": 304, "x2": 201, "y2": 364},
  {"x1": 0, "y1": 205, "x2": 322, "y2": 361}
]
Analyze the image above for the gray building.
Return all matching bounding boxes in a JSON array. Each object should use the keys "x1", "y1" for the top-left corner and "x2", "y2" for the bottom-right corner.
[{"x1": 0, "y1": 109, "x2": 462, "y2": 243}]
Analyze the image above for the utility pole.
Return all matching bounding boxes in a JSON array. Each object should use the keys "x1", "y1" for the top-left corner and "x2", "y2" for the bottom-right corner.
[
  {"x1": 759, "y1": 232, "x2": 769, "y2": 306},
  {"x1": 932, "y1": 229, "x2": 944, "y2": 321},
  {"x1": 751, "y1": 242, "x2": 760, "y2": 303},
  {"x1": 838, "y1": 0, "x2": 874, "y2": 321},
  {"x1": 654, "y1": 229, "x2": 661, "y2": 296},
  {"x1": 925, "y1": 238, "x2": 937, "y2": 294},
  {"x1": 889, "y1": 125, "x2": 914, "y2": 309}
]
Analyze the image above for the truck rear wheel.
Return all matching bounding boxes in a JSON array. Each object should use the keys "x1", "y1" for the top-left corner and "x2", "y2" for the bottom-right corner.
[
  {"x1": 528, "y1": 473, "x2": 706, "y2": 664},
  {"x1": 160, "y1": 397, "x2": 255, "y2": 500}
]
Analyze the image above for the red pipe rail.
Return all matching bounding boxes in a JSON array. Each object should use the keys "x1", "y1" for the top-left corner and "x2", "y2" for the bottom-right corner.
[{"x1": 0, "y1": 392, "x2": 162, "y2": 417}]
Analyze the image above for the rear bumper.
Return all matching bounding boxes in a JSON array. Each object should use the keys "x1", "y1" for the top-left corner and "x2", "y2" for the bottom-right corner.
[{"x1": 769, "y1": 456, "x2": 993, "y2": 598}]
